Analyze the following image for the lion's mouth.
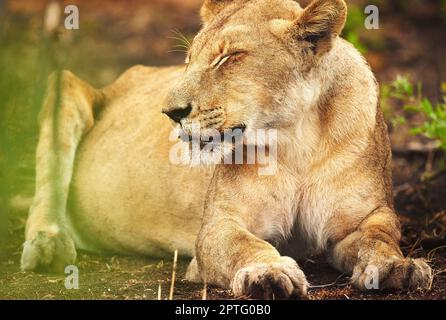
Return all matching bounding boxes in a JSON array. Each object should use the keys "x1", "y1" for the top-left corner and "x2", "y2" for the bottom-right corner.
[{"x1": 179, "y1": 124, "x2": 246, "y2": 148}]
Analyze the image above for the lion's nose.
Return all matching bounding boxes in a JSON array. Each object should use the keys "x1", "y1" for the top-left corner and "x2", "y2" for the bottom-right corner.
[{"x1": 162, "y1": 104, "x2": 192, "y2": 123}]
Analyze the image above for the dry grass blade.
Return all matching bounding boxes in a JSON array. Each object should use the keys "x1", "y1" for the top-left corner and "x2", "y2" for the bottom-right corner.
[
  {"x1": 407, "y1": 238, "x2": 421, "y2": 257},
  {"x1": 309, "y1": 273, "x2": 348, "y2": 289},
  {"x1": 202, "y1": 280, "x2": 207, "y2": 300},
  {"x1": 169, "y1": 249, "x2": 178, "y2": 300},
  {"x1": 427, "y1": 245, "x2": 446, "y2": 261}
]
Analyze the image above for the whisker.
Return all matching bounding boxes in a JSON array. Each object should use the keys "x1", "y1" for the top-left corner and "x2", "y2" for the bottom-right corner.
[
  {"x1": 168, "y1": 50, "x2": 188, "y2": 54},
  {"x1": 169, "y1": 29, "x2": 193, "y2": 52},
  {"x1": 173, "y1": 44, "x2": 190, "y2": 49},
  {"x1": 172, "y1": 29, "x2": 192, "y2": 46}
]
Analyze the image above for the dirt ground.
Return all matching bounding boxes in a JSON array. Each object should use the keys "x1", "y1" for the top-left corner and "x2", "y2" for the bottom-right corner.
[
  {"x1": 0, "y1": 0, "x2": 446, "y2": 300},
  {"x1": 1, "y1": 152, "x2": 445, "y2": 300}
]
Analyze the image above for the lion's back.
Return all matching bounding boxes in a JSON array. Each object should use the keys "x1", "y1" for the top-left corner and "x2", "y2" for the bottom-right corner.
[{"x1": 66, "y1": 65, "x2": 211, "y2": 255}]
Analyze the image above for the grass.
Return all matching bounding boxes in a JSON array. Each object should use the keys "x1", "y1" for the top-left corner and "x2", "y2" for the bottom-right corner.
[{"x1": 382, "y1": 76, "x2": 446, "y2": 153}]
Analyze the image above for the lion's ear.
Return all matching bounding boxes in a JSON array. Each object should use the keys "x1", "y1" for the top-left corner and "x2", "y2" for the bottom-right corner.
[
  {"x1": 290, "y1": 0, "x2": 347, "y2": 55},
  {"x1": 200, "y1": 0, "x2": 241, "y2": 24}
]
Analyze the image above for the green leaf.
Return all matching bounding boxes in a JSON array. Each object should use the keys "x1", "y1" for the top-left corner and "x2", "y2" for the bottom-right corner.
[
  {"x1": 421, "y1": 98, "x2": 435, "y2": 118},
  {"x1": 410, "y1": 127, "x2": 423, "y2": 135},
  {"x1": 391, "y1": 116, "x2": 406, "y2": 127}
]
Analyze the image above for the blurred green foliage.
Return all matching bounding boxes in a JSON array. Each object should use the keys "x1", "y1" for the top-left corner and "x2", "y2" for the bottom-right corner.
[
  {"x1": 343, "y1": 5, "x2": 367, "y2": 54},
  {"x1": 0, "y1": 14, "x2": 52, "y2": 201},
  {"x1": 382, "y1": 76, "x2": 446, "y2": 153}
]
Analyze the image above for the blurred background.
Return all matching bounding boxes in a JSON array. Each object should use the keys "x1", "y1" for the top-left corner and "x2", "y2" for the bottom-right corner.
[{"x1": 0, "y1": 0, "x2": 445, "y2": 299}]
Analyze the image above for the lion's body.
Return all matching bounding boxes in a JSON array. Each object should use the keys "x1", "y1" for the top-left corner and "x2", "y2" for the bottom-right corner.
[
  {"x1": 67, "y1": 36, "x2": 380, "y2": 259},
  {"x1": 68, "y1": 66, "x2": 210, "y2": 256},
  {"x1": 66, "y1": 37, "x2": 377, "y2": 258},
  {"x1": 22, "y1": 0, "x2": 432, "y2": 298}
]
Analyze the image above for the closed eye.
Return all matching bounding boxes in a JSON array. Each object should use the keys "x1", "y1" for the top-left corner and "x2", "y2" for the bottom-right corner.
[{"x1": 212, "y1": 51, "x2": 246, "y2": 69}]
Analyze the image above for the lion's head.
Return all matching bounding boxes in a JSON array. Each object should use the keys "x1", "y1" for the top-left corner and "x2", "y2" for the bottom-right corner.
[{"x1": 163, "y1": 0, "x2": 347, "y2": 149}]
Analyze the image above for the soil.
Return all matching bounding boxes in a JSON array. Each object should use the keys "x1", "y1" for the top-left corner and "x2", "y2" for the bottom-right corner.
[{"x1": 1, "y1": 152, "x2": 445, "y2": 300}]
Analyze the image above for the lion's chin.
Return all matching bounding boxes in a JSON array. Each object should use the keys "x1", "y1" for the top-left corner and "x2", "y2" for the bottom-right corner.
[{"x1": 180, "y1": 139, "x2": 242, "y2": 166}]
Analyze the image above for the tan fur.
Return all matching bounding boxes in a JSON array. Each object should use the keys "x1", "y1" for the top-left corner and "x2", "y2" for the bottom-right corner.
[{"x1": 22, "y1": 0, "x2": 432, "y2": 298}]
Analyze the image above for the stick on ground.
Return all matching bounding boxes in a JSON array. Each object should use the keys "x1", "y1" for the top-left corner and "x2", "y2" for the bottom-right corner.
[{"x1": 169, "y1": 250, "x2": 178, "y2": 300}]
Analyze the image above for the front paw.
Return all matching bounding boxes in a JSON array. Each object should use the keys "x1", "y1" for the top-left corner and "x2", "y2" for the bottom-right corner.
[
  {"x1": 21, "y1": 228, "x2": 76, "y2": 273},
  {"x1": 231, "y1": 257, "x2": 309, "y2": 299},
  {"x1": 352, "y1": 256, "x2": 432, "y2": 291}
]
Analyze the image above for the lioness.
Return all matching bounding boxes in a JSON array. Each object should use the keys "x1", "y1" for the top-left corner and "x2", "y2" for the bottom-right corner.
[{"x1": 21, "y1": 0, "x2": 432, "y2": 299}]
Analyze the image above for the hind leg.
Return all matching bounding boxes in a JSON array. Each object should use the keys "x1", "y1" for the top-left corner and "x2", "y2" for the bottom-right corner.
[{"x1": 21, "y1": 71, "x2": 103, "y2": 272}]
